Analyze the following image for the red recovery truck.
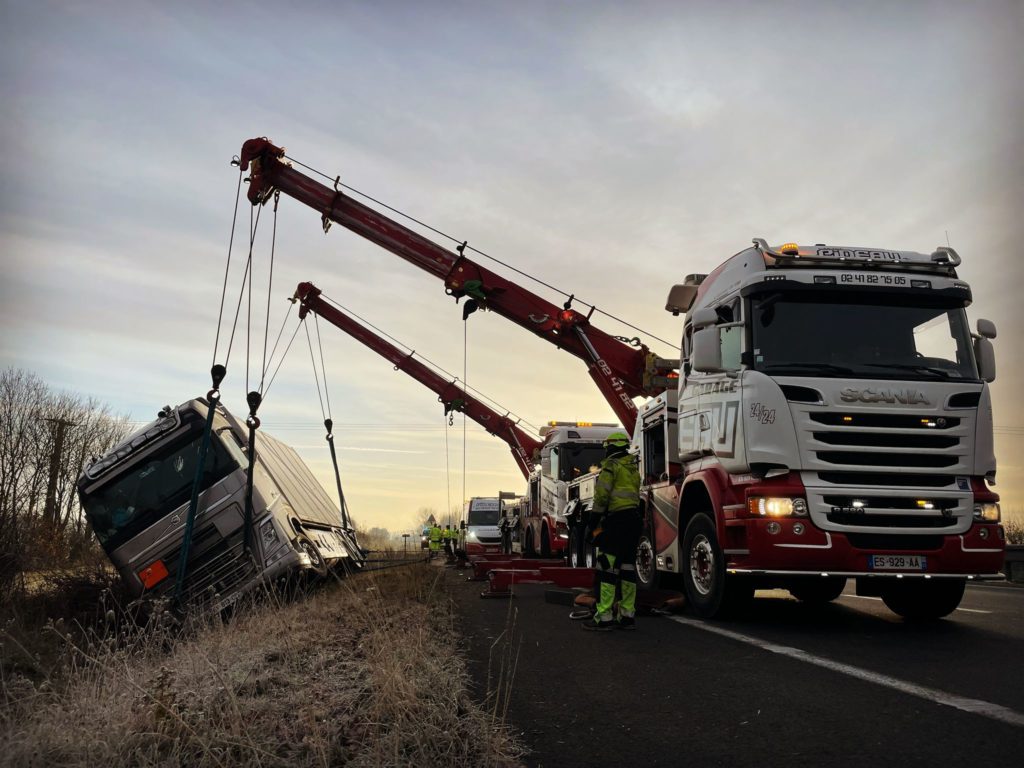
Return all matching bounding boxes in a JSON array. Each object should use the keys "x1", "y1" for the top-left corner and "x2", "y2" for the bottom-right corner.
[{"x1": 239, "y1": 139, "x2": 1005, "y2": 619}]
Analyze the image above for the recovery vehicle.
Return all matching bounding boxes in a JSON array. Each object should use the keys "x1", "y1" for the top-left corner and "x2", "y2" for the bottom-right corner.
[{"x1": 239, "y1": 138, "x2": 1004, "y2": 618}]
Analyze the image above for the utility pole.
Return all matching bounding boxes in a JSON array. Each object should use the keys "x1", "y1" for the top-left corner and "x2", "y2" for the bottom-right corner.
[{"x1": 44, "y1": 417, "x2": 76, "y2": 530}]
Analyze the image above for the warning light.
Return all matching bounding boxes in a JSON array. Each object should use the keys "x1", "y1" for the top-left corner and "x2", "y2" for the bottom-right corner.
[
  {"x1": 559, "y1": 309, "x2": 574, "y2": 323},
  {"x1": 916, "y1": 500, "x2": 935, "y2": 510},
  {"x1": 576, "y1": 421, "x2": 593, "y2": 427},
  {"x1": 667, "y1": 372, "x2": 680, "y2": 380},
  {"x1": 779, "y1": 243, "x2": 800, "y2": 256},
  {"x1": 842, "y1": 416, "x2": 853, "y2": 423},
  {"x1": 920, "y1": 419, "x2": 937, "y2": 428},
  {"x1": 138, "y1": 559, "x2": 169, "y2": 590}
]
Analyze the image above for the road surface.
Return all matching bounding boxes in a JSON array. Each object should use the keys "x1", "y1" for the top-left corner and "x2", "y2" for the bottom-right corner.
[{"x1": 448, "y1": 571, "x2": 1024, "y2": 767}]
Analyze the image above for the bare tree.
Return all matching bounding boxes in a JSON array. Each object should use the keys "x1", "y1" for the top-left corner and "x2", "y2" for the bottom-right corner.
[{"x1": 0, "y1": 368, "x2": 131, "y2": 590}]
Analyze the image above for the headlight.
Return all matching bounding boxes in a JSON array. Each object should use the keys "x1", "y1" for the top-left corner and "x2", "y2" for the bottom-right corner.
[
  {"x1": 748, "y1": 497, "x2": 808, "y2": 517},
  {"x1": 260, "y1": 518, "x2": 279, "y2": 545},
  {"x1": 973, "y1": 503, "x2": 1000, "y2": 522}
]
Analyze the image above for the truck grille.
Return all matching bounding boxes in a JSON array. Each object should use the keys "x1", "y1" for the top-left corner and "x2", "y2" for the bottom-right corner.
[
  {"x1": 796, "y1": 404, "x2": 974, "y2": 536},
  {"x1": 155, "y1": 525, "x2": 257, "y2": 605}
]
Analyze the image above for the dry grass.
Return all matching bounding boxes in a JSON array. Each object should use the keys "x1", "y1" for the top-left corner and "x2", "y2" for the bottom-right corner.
[{"x1": 0, "y1": 565, "x2": 522, "y2": 767}]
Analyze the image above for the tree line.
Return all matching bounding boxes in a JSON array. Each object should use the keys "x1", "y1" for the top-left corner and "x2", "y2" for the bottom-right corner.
[{"x1": 0, "y1": 368, "x2": 131, "y2": 593}]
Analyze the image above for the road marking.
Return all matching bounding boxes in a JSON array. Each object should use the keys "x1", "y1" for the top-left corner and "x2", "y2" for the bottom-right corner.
[
  {"x1": 955, "y1": 607, "x2": 992, "y2": 614},
  {"x1": 667, "y1": 615, "x2": 1024, "y2": 728}
]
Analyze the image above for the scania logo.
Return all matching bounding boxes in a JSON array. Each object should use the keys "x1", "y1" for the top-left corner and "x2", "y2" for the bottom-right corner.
[{"x1": 840, "y1": 387, "x2": 930, "y2": 405}]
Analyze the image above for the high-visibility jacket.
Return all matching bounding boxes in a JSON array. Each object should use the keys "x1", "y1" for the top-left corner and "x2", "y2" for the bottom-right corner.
[
  {"x1": 430, "y1": 525, "x2": 442, "y2": 542},
  {"x1": 591, "y1": 453, "x2": 641, "y2": 517},
  {"x1": 442, "y1": 527, "x2": 452, "y2": 541}
]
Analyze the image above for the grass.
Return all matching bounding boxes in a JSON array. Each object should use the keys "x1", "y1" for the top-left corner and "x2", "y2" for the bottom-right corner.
[{"x1": 1, "y1": 565, "x2": 522, "y2": 767}]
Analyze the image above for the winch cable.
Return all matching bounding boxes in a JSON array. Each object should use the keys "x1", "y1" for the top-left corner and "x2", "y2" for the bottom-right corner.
[
  {"x1": 283, "y1": 153, "x2": 676, "y2": 351},
  {"x1": 178, "y1": 162, "x2": 246, "y2": 600},
  {"x1": 444, "y1": 411, "x2": 452, "y2": 529},
  {"x1": 462, "y1": 317, "x2": 468, "y2": 515},
  {"x1": 305, "y1": 317, "x2": 355, "y2": 535},
  {"x1": 316, "y1": 291, "x2": 539, "y2": 433}
]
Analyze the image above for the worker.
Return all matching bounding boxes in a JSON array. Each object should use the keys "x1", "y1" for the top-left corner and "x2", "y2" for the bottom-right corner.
[
  {"x1": 442, "y1": 523, "x2": 453, "y2": 559},
  {"x1": 583, "y1": 431, "x2": 641, "y2": 631},
  {"x1": 429, "y1": 522, "x2": 442, "y2": 559}
]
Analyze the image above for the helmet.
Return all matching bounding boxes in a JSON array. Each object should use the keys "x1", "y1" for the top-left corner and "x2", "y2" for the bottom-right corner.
[{"x1": 602, "y1": 431, "x2": 630, "y2": 449}]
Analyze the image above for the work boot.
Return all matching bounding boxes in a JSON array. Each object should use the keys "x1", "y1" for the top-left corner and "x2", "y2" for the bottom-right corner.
[
  {"x1": 617, "y1": 616, "x2": 636, "y2": 631},
  {"x1": 582, "y1": 617, "x2": 615, "y2": 632}
]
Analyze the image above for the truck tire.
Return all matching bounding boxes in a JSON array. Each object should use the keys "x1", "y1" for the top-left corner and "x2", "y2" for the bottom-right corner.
[
  {"x1": 635, "y1": 522, "x2": 658, "y2": 591},
  {"x1": 881, "y1": 579, "x2": 965, "y2": 620},
  {"x1": 789, "y1": 577, "x2": 847, "y2": 604},
  {"x1": 569, "y1": 527, "x2": 585, "y2": 568},
  {"x1": 524, "y1": 526, "x2": 536, "y2": 557},
  {"x1": 296, "y1": 535, "x2": 329, "y2": 579},
  {"x1": 540, "y1": 524, "x2": 552, "y2": 558},
  {"x1": 682, "y1": 513, "x2": 752, "y2": 617}
]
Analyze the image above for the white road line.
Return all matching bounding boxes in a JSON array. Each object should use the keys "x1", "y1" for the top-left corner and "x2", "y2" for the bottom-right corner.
[
  {"x1": 955, "y1": 607, "x2": 992, "y2": 614},
  {"x1": 667, "y1": 615, "x2": 1024, "y2": 729}
]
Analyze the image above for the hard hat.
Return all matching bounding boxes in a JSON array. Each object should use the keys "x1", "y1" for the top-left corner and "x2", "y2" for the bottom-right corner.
[{"x1": 603, "y1": 431, "x2": 630, "y2": 449}]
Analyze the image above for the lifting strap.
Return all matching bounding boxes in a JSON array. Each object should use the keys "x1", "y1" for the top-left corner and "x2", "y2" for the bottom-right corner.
[
  {"x1": 242, "y1": 390, "x2": 262, "y2": 555},
  {"x1": 324, "y1": 417, "x2": 351, "y2": 530},
  {"x1": 174, "y1": 365, "x2": 225, "y2": 601}
]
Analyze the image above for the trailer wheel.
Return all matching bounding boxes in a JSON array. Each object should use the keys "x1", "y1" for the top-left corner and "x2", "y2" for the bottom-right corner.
[
  {"x1": 682, "y1": 513, "x2": 752, "y2": 617},
  {"x1": 789, "y1": 577, "x2": 846, "y2": 604},
  {"x1": 881, "y1": 579, "x2": 965, "y2": 620},
  {"x1": 296, "y1": 535, "x2": 328, "y2": 579}
]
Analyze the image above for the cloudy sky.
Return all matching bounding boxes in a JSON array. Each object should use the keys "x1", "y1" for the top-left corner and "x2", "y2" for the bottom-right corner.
[{"x1": 2, "y1": 1, "x2": 1022, "y2": 531}]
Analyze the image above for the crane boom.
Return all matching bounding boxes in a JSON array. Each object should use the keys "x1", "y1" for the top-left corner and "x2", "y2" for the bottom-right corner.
[
  {"x1": 294, "y1": 282, "x2": 541, "y2": 479},
  {"x1": 239, "y1": 138, "x2": 677, "y2": 434}
]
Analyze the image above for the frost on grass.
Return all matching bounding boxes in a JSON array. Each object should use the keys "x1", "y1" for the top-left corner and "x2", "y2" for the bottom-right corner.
[{"x1": 0, "y1": 565, "x2": 521, "y2": 767}]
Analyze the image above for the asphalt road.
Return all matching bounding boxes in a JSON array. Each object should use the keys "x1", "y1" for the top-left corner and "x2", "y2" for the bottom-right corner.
[{"x1": 447, "y1": 570, "x2": 1024, "y2": 767}]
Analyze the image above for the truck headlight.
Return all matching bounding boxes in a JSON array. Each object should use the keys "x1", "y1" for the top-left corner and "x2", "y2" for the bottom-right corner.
[
  {"x1": 973, "y1": 503, "x2": 1000, "y2": 522},
  {"x1": 748, "y1": 497, "x2": 808, "y2": 517},
  {"x1": 260, "y1": 518, "x2": 279, "y2": 545}
]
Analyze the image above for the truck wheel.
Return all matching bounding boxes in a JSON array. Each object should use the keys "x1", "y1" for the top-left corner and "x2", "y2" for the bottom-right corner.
[
  {"x1": 540, "y1": 524, "x2": 552, "y2": 558},
  {"x1": 789, "y1": 577, "x2": 847, "y2": 604},
  {"x1": 524, "y1": 526, "x2": 536, "y2": 557},
  {"x1": 584, "y1": 529, "x2": 597, "y2": 569},
  {"x1": 296, "y1": 535, "x2": 328, "y2": 579},
  {"x1": 881, "y1": 579, "x2": 965, "y2": 620},
  {"x1": 569, "y1": 527, "x2": 584, "y2": 568},
  {"x1": 682, "y1": 513, "x2": 752, "y2": 617},
  {"x1": 635, "y1": 525, "x2": 658, "y2": 591}
]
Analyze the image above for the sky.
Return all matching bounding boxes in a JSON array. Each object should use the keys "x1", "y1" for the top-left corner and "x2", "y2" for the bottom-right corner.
[{"x1": 2, "y1": 1, "x2": 1023, "y2": 532}]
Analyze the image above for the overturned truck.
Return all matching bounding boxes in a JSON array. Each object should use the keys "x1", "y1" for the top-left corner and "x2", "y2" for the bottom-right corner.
[{"x1": 78, "y1": 398, "x2": 364, "y2": 609}]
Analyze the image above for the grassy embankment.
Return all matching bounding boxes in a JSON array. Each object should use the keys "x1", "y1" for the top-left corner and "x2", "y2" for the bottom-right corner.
[{"x1": 0, "y1": 565, "x2": 521, "y2": 767}]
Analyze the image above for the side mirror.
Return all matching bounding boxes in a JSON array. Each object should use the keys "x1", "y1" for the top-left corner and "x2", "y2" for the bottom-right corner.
[
  {"x1": 666, "y1": 284, "x2": 699, "y2": 316},
  {"x1": 692, "y1": 327, "x2": 722, "y2": 372},
  {"x1": 690, "y1": 306, "x2": 718, "y2": 330},
  {"x1": 977, "y1": 319, "x2": 997, "y2": 339},
  {"x1": 975, "y1": 337, "x2": 996, "y2": 382}
]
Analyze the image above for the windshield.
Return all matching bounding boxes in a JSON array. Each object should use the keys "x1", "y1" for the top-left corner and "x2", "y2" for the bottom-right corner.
[
  {"x1": 751, "y1": 294, "x2": 978, "y2": 380},
  {"x1": 467, "y1": 504, "x2": 501, "y2": 526},
  {"x1": 557, "y1": 444, "x2": 606, "y2": 481},
  {"x1": 81, "y1": 415, "x2": 241, "y2": 551}
]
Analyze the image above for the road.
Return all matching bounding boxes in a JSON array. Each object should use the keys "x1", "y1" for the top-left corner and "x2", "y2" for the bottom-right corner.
[{"x1": 448, "y1": 571, "x2": 1024, "y2": 767}]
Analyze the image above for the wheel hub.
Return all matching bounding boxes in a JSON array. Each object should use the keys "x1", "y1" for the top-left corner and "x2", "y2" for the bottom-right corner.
[
  {"x1": 636, "y1": 537, "x2": 655, "y2": 586},
  {"x1": 689, "y1": 534, "x2": 714, "y2": 596}
]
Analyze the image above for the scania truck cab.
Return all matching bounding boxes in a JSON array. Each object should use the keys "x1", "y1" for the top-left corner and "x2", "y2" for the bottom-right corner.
[
  {"x1": 522, "y1": 422, "x2": 618, "y2": 558},
  {"x1": 645, "y1": 239, "x2": 1004, "y2": 619},
  {"x1": 78, "y1": 399, "x2": 363, "y2": 609}
]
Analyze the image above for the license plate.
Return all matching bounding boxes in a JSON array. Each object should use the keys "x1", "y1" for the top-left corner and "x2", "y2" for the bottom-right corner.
[{"x1": 869, "y1": 554, "x2": 927, "y2": 571}]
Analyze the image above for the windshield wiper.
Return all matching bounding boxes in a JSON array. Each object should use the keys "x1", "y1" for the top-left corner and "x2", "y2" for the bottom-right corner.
[
  {"x1": 860, "y1": 363, "x2": 954, "y2": 379},
  {"x1": 761, "y1": 362, "x2": 857, "y2": 375}
]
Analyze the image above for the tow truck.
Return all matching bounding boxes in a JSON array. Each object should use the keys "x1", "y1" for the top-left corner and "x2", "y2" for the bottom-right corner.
[{"x1": 239, "y1": 139, "x2": 1004, "y2": 618}]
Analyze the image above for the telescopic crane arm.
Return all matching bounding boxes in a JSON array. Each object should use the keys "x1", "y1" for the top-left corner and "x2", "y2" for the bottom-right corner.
[
  {"x1": 240, "y1": 138, "x2": 677, "y2": 434},
  {"x1": 294, "y1": 282, "x2": 542, "y2": 479}
]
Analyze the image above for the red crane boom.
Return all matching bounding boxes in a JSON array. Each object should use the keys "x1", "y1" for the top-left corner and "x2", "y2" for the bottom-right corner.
[
  {"x1": 294, "y1": 282, "x2": 541, "y2": 479},
  {"x1": 239, "y1": 138, "x2": 676, "y2": 434}
]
